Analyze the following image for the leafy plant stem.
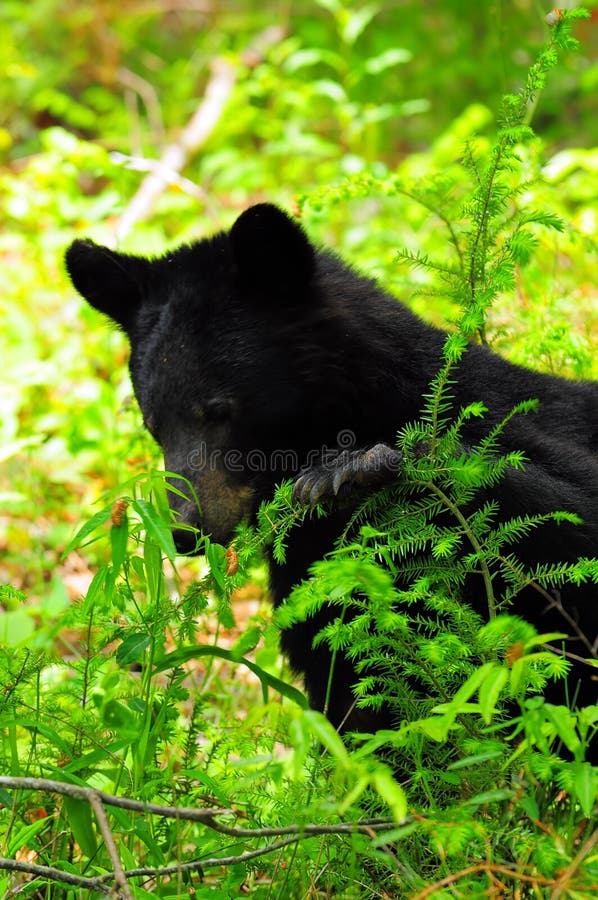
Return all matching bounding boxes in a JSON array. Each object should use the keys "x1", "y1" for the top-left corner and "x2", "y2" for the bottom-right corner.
[{"x1": 424, "y1": 480, "x2": 497, "y2": 619}]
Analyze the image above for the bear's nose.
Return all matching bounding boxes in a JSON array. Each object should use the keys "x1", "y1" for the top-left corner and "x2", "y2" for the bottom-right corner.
[{"x1": 172, "y1": 527, "x2": 200, "y2": 556}]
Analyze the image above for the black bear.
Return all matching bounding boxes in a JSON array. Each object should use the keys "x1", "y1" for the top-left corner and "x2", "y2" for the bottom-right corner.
[{"x1": 65, "y1": 203, "x2": 598, "y2": 741}]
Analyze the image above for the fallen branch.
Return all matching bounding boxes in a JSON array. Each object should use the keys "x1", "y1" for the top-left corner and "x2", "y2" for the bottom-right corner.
[
  {"x1": 115, "y1": 25, "x2": 285, "y2": 243},
  {"x1": 0, "y1": 858, "x2": 112, "y2": 895},
  {"x1": 88, "y1": 790, "x2": 134, "y2": 900},
  {"x1": 115, "y1": 56, "x2": 235, "y2": 243},
  {"x1": 0, "y1": 775, "x2": 228, "y2": 821},
  {"x1": 0, "y1": 775, "x2": 396, "y2": 894}
]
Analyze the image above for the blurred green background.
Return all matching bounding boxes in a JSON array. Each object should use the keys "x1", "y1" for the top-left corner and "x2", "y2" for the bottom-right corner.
[{"x1": 2, "y1": 0, "x2": 598, "y2": 595}]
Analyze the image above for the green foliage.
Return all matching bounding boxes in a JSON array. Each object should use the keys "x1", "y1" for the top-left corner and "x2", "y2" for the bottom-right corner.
[
  {"x1": 1, "y1": 4, "x2": 598, "y2": 898},
  {"x1": 256, "y1": 9, "x2": 598, "y2": 893}
]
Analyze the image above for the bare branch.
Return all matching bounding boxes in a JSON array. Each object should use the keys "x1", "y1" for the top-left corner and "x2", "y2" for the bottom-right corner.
[
  {"x1": 116, "y1": 56, "x2": 236, "y2": 243},
  {"x1": 0, "y1": 857, "x2": 111, "y2": 895},
  {"x1": 115, "y1": 25, "x2": 285, "y2": 243},
  {"x1": 96, "y1": 835, "x2": 305, "y2": 882},
  {"x1": 0, "y1": 775, "x2": 229, "y2": 819},
  {"x1": 0, "y1": 776, "x2": 398, "y2": 893},
  {"x1": 88, "y1": 790, "x2": 134, "y2": 900}
]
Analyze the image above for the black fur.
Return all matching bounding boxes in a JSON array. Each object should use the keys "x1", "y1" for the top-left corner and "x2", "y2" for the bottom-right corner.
[{"x1": 66, "y1": 203, "x2": 598, "y2": 743}]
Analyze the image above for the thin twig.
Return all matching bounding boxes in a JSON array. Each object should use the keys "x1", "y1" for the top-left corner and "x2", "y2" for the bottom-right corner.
[
  {"x1": 111, "y1": 151, "x2": 208, "y2": 202},
  {"x1": 0, "y1": 776, "x2": 397, "y2": 894},
  {"x1": 88, "y1": 790, "x2": 133, "y2": 900},
  {"x1": 411, "y1": 861, "x2": 568, "y2": 899},
  {"x1": 118, "y1": 67, "x2": 165, "y2": 148},
  {"x1": 96, "y1": 834, "x2": 305, "y2": 882},
  {"x1": 0, "y1": 857, "x2": 111, "y2": 894},
  {"x1": 0, "y1": 776, "x2": 395, "y2": 837},
  {"x1": 0, "y1": 776, "x2": 228, "y2": 821},
  {"x1": 551, "y1": 826, "x2": 598, "y2": 899}
]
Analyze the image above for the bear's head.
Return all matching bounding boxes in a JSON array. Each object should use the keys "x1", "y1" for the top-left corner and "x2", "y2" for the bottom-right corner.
[{"x1": 66, "y1": 204, "x2": 353, "y2": 550}]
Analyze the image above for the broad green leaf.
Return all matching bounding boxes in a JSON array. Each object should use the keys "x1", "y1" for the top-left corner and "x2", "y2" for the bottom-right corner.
[
  {"x1": 102, "y1": 698, "x2": 136, "y2": 729},
  {"x1": 132, "y1": 498, "x2": 176, "y2": 563},
  {"x1": 312, "y1": 79, "x2": 347, "y2": 103},
  {"x1": 418, "y1": 716, "x2": 450, "y2": 742},
  {"x1": 478, "y1": 666, "x2": 509, "y2": 724},
  {"x1": 110, "y1": 511, "x2": 129, "y2": 570},
  {"x1": 443, "y1": 662, "x2": 496, "y2": 710},
  {"x1": 447, "y1": 749, "x2": 504, "y2": 770},
  {"x1": 543, "y1": 705, "x2": 582, "y2": 757},
  {"x1": 519, "y1": 794, "x2": 539, "y2": 820},
  {"x1": 82, "y1": 566, "x2": 109, "y2": 614},
  {"x1": 283, "y1": 48, "x2": 342, "y2": 73},
  {"x1": 571, "y1": 761, "x2": 598, "y2": 817},
  {"x1": 302, "y1": 709, "x2": 351, "y2": 767},
  {"x1": 2, "y1": 718, "x2": 72, "y2": 756},
  {"x1": 232, "y1": 626, "x2": 262, "y2": 659},
  {"x1": 63, "y1": 796, "x2": 97, "y2": 857},
  {"x1": 206, "y1": 540, "x2": 227, "y2": 590},
  {"x1": 154, "y1": 645, "x2": 308, "y2": 709},
  {"x1": 116, "y1": 632, "x2": 151, "y2": 665},
  {"x1": 0, "y1": 608, "x2": 34, "y2": 646},
  {"x1": 372, "y1": 767, "x2": 408, "y2": 822},
  {"x1": 7, "y1": 819, "x2": 50, "y2": 856},
  {"x1": 342, "y1": 4, "x2": 378, "y2": 45},
  {"x1": 62, "y1": 504, "x2": 113, "y2": 557},
  {"x1": 463, "y1": 789, "x2": 515, "y2": 807},
  {"x1": 337, "y1": 775, "x2": 369, "y2": 814},
  {"x1": 143, "y1": 535, "x2": 163, "y2": 605},
  {"x1": 364, "y1": 47, "x2": 411, "y2": 74}
]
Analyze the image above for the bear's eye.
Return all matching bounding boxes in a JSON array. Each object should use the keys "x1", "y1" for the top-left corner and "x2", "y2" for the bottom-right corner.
[{"x1": 204, "y1": 397, "x2": 234, "y2": 422}]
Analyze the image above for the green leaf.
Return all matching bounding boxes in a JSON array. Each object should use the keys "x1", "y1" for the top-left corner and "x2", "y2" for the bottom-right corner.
[
  {"x1": 364, "y1": 47, "x2": 411, "y2": 74},
  {"x1": 110, "y1": 513, "x2": 129, "y2": 571},
  {"x1": 283, "y1": 48, "x2": 342, "y2": 74},
  {"x1": 143, "y1": 535, "x2": 163, "y2": 604},
  {"x1": 82, "y1": 566, "x2": 109, "y2": 614},
  {"x1": 102, "y1": 698, "x2": 135, "y2": 729},
  {"x1": 2, "y1": 718, "x2": 72, "y2": 756},
  {"x1": 342, "y1": 4, "x2": 378, "y2": 45},
  {"x1": 571, "y1": 761, "x2": 598, "y2": 817},
  {"x1": 131, "y1": 498, "x2": 176, "y2": 563},
  {"x1": 63, "y1": 796, "x2": 97, "y2": 857},
  {"x1": 372, "y1": 767, "x2": 408, "y2": 822},
  {"x1": 312, "y1": 79, "x2": 347, "y2": 103},
  {"x1": 419, "y1": 715, "x2": 451, "y2": 742},
  {"x1": 206, "y1": 540, "x2": 227, "y2": 590},
  {"x1": 302, "y1": 709, "x2": 351, "y2": 767},
  {"x1": 445, "y1": 662, "x2": 496, "y2": 711},
  {"x1": 7, "y1": 819, "x2": 50, "y2": 856},
  {"x1": 314, "y1": 0, "x2": 342, "y2": 15},
  {"x1": 154, "y1": 645, "x2": 308, "y2": 709},
  {"x1": 0, "y1": 608, "x2": 34, "y2": 646},
  {"x1": 543, "y1": 705, "x2": 582, "y2": 757},
  {"x1": 62, "y1": 504, "x2": 113, "y2": 557},
  {"x1": 519, "y1": 794, "x2": 539, "y2": 821},
  {"x1": 116, "y1": 632, "x2": 151, "y2": 665},
  {"x1": 232, "y1": 626, "x2": 262, "y2": 659},
  {"x1": 338, "y1": 775, "x2": 370, "y2": 814},
  {"x1": 447, "y1": 749, "x2": 504, "y2": 771},
  {"x1": 478, "y1": 666, "x2": 509, "y2": 724},
  {"x1": 463, "y1": 788, "x2": 515, "y2": 807}
]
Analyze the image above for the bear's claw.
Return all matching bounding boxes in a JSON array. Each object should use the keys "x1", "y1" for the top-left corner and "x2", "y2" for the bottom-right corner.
[{"x1": 293, "y1": 442, "x2": 403, "y2": 507}]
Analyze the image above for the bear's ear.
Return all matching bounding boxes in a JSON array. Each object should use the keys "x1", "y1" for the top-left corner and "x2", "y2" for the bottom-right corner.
[
  {"x1": 65, "y1": 239, "x2": 150, "y2": 332},
  {"x1": 230, "y1": 204, "x2": 315, "y2": 299}
]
